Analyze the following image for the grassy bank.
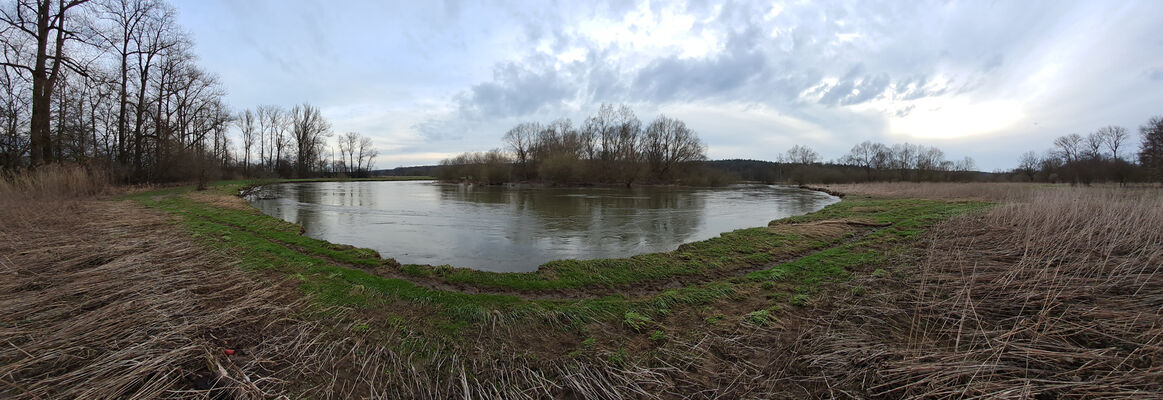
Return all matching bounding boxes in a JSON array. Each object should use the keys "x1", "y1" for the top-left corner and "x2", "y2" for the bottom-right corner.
[
  {"x1": 127, "y1": 179, "x2": 988, "y2": 325},
  {"x1": 5, "y1": 172, "x2": 1159, "y2": 398}
]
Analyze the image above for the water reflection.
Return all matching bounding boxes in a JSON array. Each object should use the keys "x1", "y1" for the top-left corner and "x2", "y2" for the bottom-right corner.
[{"x1": 249, "y1": 181, "x2": 838, "y2": 272}]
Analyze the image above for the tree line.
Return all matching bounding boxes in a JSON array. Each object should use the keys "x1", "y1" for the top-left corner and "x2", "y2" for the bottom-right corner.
[
  {"x1": 710, "y1": 141, "x2": 979, "y2": 185},
  {"x1": 1011, "y1": 117, "x2": 1162, "y2": 184},
  {"x1": 437, "y1": 104, "x2": 717, "y2": 186},
  {"x1": 0, "y1": 0, "x2": 377, "y2": 182}
]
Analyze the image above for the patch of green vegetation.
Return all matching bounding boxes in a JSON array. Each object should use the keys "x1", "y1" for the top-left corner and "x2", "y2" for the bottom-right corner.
[
  {"x1": 872, "y1": 268, "x2": 889, "y2": 278},
  {"x1": 789, "y1": 294, "x2": 811, "y2": 307},
  {"x1": 606, "y1": 347, "x2": 628, "y2": 366},
  {"x1": 745, "y1": 310, "x2": 774, "y2": 326},
  {"x1": 623, "y1": 312, "x2": 652, "y2": 332},
  {"x1": 581, "y1": 337, "x2": 596, "y2": 350},
  {"x1": 402, "y1": 225, "x2": 837, "y2": 291},
  {"x1": 650, "y1": 329, "x2": 666, "y2": 344},
  {"x1": 705, "y1": 313, "x2": 726, "y2": 325},
  {"x1": 140, "y1": 195, "x2": 385, "y2": 267}
]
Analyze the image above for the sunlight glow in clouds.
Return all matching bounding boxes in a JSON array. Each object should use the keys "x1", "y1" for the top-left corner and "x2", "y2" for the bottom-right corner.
[
  {"x1": 579, "y1": 3, "x2": 723, "y2": 61},
  {"x1": 888, "y1": 98, "x2": 1025, "y2": 140}
]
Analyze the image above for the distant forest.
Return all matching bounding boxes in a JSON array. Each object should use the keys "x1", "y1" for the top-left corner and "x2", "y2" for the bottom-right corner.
[
  {"x1": 436, "y1": 112, "x2": 1163, "y2": 186},
  {"x1": 436, "y1": 104, "x2": 718, "y2": 186}
]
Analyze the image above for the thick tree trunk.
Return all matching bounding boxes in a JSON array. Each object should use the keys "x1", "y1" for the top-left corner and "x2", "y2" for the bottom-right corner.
[{"x1": 28, "y1": 0, "x2": 51, "y2": 166}]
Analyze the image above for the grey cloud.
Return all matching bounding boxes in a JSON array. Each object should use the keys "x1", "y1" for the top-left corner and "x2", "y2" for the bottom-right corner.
[
  {"x1": 1148, "y1": 67, "x2": 1163, "y2": 81},
  {"x1": 630, "y1": 25, "x2": 769, "y2": 102},
  {"x1": 982, "y1": 54, "x2": 1004, "y2": 73},
  {"x1": 457, "y1": 58, "x2": 575, "y2": 118},
  {"x1": 816, "y1": 64, "x2": 892, "y2": 107}
]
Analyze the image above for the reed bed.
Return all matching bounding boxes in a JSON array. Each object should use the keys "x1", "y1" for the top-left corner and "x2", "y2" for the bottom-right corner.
[
  {"x1": 0, "y1": 164, "x2": 109, "y2": 201},
  {"x1": 819, "y1": 181, "x2": 1052, "y2": 201},
  {"x1": 765, "y1": 187, "x2": 1163, "y2": 398},
  {"x1": 0, "y1": 199, "x2": 306, "y2": 398},
  {"x1": 886, "y1": 188, "x2": 1163, "y2": 397}
]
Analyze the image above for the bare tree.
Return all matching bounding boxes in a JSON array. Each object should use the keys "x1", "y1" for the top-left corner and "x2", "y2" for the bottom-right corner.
[
  {"x1": 502, "y1": 121, "x2": 537, "y2": 178},
  {"x1": 915, "y1": 146, "x2": 947, "y2": 179},
  {"x1": 356, "y1": 135, "x2": 376, "y2": 174},
  {"x1": 1140, "y1": 116, "x2": 1163, "y2": 183},
  {"x1": 270, "y1": 107, "x2": 287, "y2": 174},
  {"x1": 593, "y1": 103, "x2": 617, "y2": 162},
  {"x1": 579, "y1": 113, "x2": 601, "y2": 160},
  {"x1": 254, "y1": 105, "x2": 269, "y2": 170},
  {"x1": 257, "y1": 105, "x2": 287, "y2": 173},
  {"x1": 612, "y1": 104, "x2": 641, "y2": 185},
  {"x1": 1, "y1": 0, "x2": 95, "y2": 165},
  {"x1": 337, "y1": 131, "x2": 357, "y2": 175},
  {"x1": 0, "y1": 64, "x2": 30, "y2": 168},
  {"x1": 1096, "y1": 125, "x2": 1129, "y2": 160},
  {"x1": 642, "y1": 114, "x2": 706, "y2": 182},
  {"x1": 237, "y1": 108, "x2": 254, "y2": 175},
  {"x1": 954, "y1": 156, "x2": 975, "y2": 172},
  {"x1": 125, "y1": 0, "x2": 178, "y2": 177},
  {"x1": 1017, "y1": 151, "x2": 1039, "y2": 181},
  {"x1": 1053, "y1": 133, "x2": 1083, "y2": 162},
  {"x1": 841, "y1": 140, "x2": 886, "y2": 179},
  {"x1": 783, "y1": 144, "x2": 820, "y2": 165},
  {"x1": 289, "y1": 103, "x2": 329, "y2": 178},
  {"x1": 1085, "y1": 132, "x2": 1104, "y2": 160},
  {"x1": 96, "y1": 0, "x2": 157, "y2": 164}
]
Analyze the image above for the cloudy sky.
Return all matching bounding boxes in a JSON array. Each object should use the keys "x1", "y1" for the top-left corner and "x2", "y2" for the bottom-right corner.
[{"x1": 170, "y1": 0, "x2": 1163, "y2": 170}]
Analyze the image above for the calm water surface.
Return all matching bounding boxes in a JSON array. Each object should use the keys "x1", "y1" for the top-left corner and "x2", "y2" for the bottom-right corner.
[{"x1": 248, "y1": 181, "x2": 838, "y2": 272}]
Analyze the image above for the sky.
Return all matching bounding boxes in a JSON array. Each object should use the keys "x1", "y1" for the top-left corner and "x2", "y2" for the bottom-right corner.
[{"x1": 169, "y1": 0, "x2": 1163, "y2": 171}]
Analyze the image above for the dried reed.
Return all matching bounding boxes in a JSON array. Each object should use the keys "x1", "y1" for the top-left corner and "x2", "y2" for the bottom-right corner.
[{"x1": 0, "y1": 164, "x2": 109, "y2": 201}]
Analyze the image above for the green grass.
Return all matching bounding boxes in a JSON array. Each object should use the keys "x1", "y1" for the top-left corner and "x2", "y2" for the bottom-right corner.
[
  {"x1": 400, "y1": 225, "x2": 835, "y2": 291},
  {"x1": 745, "y1": 309, "x2": 774, "y2": 326},
  {"x1": 623, "y1": 312, "x2": 653, "y2": 332}
]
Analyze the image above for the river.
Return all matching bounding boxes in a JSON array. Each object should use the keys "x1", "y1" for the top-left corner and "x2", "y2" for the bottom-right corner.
[{"x1": 248, "y1": 181, "x2": 838, "y2": 272}]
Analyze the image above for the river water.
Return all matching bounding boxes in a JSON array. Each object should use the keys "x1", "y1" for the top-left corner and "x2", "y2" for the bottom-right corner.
[{"x1": 247, "y1": 181, "x2": 838, "y2": 272}]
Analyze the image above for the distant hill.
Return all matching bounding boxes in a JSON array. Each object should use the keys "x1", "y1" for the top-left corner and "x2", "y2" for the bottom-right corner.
[{"x1": 371, "y1": 165, "x2": 440, "y2": 177}]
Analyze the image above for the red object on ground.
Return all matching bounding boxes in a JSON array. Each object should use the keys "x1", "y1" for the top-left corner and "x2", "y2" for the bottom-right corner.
[{"x1": 224, "y1": 349, "x2": 236, "y2": 355}]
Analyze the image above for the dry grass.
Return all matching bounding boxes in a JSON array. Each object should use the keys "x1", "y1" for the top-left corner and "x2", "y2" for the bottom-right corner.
[
  {"x1": 761, "y1": 186, "x2": 1163, "y2": 398},
  {"x1": 0, "y1": 199, "x2": 311, "y2": 398},
  {"x1": 0, "y1": 164, "x2": 110, "y2": 202},
  {"x1": 889, "y1": 188, "x2": 1163, "y2": 397},
  {"x1": 817, "y1": 182, "x2": 1054, "y2": 201},
  {"x1": 185, "y1": 191, "x2": 254, "y2": 211}
]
